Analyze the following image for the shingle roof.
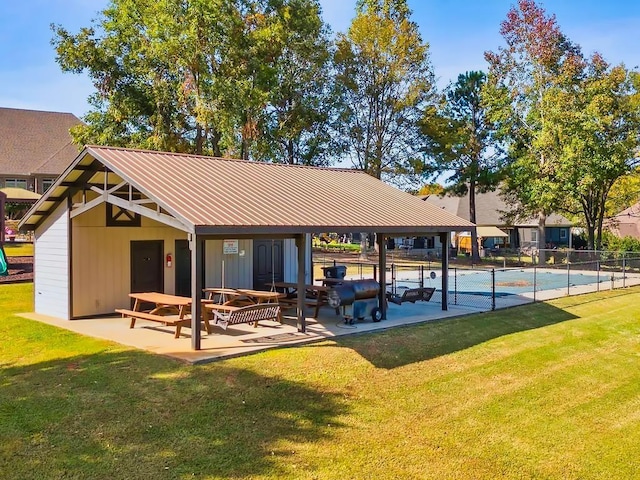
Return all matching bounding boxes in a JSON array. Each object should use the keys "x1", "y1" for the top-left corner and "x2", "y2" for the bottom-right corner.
[
  {"x1": 0, "y1": 107, "x2": 82, "y2": 176},
  {"x1": 21, "y1": 146, "x2": 475, "y2": 234},
  {"x1": 605, "y1": 202, "x2": 640, "y2": 238},
  {"x1": 422, "y1": 190, "x2": 572, "y2": 227}
]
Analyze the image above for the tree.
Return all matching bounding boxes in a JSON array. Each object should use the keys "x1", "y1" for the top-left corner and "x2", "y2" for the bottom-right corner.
[
  {"x1": 333, "y1": 0, "x2": 434, "y2": 258},
  {"x1": 421, "y1": 71, "x2": 505, "y2": 262},
  {"x1": 417, "y1": 183, "x2": 444, "y2": 196},
  {"x1": 484, "y1": 0, "x2": 584, "y2": 262},
  {"x1": 52, "y1": 0, "x2": 333, "y2": 164},
  {"x1": 333, "y1": 0, "x2": 435, "y2": 181},
  {"x1": 546, "y1": 56, "x2": 640, "y2": 249},
  {"x1": 253, "y1": 0, "x2": 335, "y2": 165},
  {"x1": 606, "y1": 170, "x2": 640, "y2": 218}
]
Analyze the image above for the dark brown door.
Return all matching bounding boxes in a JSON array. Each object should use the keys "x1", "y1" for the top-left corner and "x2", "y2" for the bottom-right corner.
[
  {"x1": 253, "y1": 240, "x2": 284, "y2": 291},
  {"x1": 174, "y1": 239, "x2": 191, "y2": 297},
  {"x1": 131, "y1": 240, "x2": 164, "y2": 303}
]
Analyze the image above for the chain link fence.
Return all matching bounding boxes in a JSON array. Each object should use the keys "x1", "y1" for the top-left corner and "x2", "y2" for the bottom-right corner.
[{"x1": 313, "y1": 249, "x2": 640, "y2": 311}]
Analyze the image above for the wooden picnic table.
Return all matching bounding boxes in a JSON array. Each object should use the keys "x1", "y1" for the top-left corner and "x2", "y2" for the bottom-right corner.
[
  {"x1": 267, "y1": 282, "x2": 330, "y2": 319},
  {"x1": 203, "y1": 287, "x2": 244, "y2": 305},
  {"x1": 116, "y1": 292, "x2": 212, "y2": 338}
]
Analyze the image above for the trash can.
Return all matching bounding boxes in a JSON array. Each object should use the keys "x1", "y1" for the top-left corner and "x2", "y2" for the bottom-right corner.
[{"x1": 387, "y1": 237, "x2": 395, "y2": 250}]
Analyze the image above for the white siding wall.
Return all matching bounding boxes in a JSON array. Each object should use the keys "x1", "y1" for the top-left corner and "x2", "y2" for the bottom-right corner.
[
  {"x1": 282, "y1": 235, "x2": 312, "y2": 283},
  {"x1": 34, "y1": 202, "x2": 69, "y2": 320}
]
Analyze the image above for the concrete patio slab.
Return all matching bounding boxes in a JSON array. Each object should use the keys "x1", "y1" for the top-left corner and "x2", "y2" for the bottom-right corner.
[{"x1": 20, "y1": 301, "x2": 485, "y2": 364}]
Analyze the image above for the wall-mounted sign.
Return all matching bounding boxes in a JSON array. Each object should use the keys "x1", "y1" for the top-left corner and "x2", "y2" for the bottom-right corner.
[{"x1": 223, "y1": 239, "x2": 239, "y2": 254}]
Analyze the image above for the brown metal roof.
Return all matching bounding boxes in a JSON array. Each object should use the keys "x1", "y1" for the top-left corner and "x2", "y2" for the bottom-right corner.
[
  {"x1": 22, "y1": 146, "x2": 475, "y2": 234},
  {"x1": 0, "y1": 107, "x2": 82, "y2": 176}
]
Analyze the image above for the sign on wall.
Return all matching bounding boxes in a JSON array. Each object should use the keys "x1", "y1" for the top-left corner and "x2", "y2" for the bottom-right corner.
[{"x1": 223, "y1": 239, "x2": 239, "y2": 255}]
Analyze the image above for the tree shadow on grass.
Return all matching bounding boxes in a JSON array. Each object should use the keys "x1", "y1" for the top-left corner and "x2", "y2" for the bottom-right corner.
[
  {"x1": 332, "y1": 301, "x2": 580, "y2": 370},
  {"x1": 0, "y1": 350, "x2": 347, "y2": 479}
]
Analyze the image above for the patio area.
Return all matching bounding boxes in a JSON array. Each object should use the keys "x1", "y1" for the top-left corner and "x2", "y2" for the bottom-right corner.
[{"x1": 20, "y1": 300, "x2": 488, "y2": 364}]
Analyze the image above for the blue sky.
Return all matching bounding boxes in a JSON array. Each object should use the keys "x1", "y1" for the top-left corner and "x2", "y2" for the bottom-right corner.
[{"x1": 1, "y1": 0, "x2": 639, "y2": 118}]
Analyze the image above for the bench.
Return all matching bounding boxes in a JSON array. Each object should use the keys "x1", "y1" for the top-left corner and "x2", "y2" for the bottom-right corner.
[
  {"x1": 115, "y1": 308, "x2": 209, "y2": 338},
  {"x1": 208, "y1": 303, "x2": 281, "y2": 330},
  {"x1": 386, "y1": 287, "x2": 435, "y2": 305}
]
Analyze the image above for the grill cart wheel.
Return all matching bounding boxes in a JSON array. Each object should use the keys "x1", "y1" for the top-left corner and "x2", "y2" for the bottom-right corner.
[{"x1": 371, "y1": 307, "x2": 382, "y2": 322}]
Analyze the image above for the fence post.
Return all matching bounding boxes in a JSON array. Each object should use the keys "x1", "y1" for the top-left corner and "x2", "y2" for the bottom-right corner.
[
  {"x1": 533, "y1": 266, "x2": 537, "y2": 302},
  {"x1": 373, "y1": 264, "x2": 377, "y2": 282},
  {"x1": 419, "y1": 265, "x2": 424, "y2": 289},
  {"x1": 454, "y1": 268, "x2": 458, "y2": 305},
  {"x1": 391, "y1": 263, "x2": 396, "y2": 295},
  {"x1": 567, "y1": 260, "x2": 570, "y2": 296},
  {"x1": 623, "y1": 254, "x2": 627, "y2": 288},
  {"x1": 491, "y1": 268, "x2": 496, "y2": 311},
  {"x1": 597, "y1": 260, "x2": 600, "y2": 292}
]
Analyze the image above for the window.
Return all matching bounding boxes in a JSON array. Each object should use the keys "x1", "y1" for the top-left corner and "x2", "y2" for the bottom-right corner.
[
  {"x1": 560, "y1": 228, "x2": 567, "y2": 240},
  {"x1": 41, "y1": 178, "x2": 55, "y2": 193},
  {"x1": 531, "y1": 229, "x2": 538, "y2": 244},
  {"x1": 5, "y1": 179, "x2": 27, "y2": 189}
]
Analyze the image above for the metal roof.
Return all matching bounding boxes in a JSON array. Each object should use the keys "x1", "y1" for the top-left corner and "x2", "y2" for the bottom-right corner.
[{"x1": 21, "y1": 146, "x2": 475, "y2": 235}]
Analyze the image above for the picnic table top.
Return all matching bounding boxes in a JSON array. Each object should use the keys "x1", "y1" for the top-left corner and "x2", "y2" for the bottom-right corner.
[{"x1": 129, "y1": 292, "x2": 192, "y2": 306}]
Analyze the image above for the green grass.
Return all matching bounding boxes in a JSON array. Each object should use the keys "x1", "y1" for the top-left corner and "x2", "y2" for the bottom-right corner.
[
  {"x1": 2, "y1": 242, "x2": 33, "y2": 257},
  {"x1": 3, "y1": 283, "x2": 640, "y2": 479}
]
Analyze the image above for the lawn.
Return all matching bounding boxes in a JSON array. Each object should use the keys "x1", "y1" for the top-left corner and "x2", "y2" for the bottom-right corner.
[{"x1": 2, "y1": 283, "x2": 640, "y2": 479}]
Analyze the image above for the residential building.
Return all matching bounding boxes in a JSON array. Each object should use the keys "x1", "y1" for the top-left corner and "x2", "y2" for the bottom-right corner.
[
  {"x1": 0, "y1": 107, "x2": 82, "y2": 194},
  {"x1": 422, "y1": 190, "x2": 573, "y2": 251}
]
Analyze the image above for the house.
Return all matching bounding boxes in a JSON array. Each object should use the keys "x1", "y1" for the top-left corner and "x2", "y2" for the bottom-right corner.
[
  {"x1": 0, "y1": 107, "x2": 82, "y2": 194},
  {"x1": 422, "y1": 190, "x2": 573, "y2": 251},
  {"x1": 19, "y1": 146, "x2": 475, "y2": 350},
  {"x1": 605, "y1": 202, "x2": 640, "y2": 239}
]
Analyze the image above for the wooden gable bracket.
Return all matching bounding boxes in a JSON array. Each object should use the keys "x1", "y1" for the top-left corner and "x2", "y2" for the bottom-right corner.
[{"x1": 69, "y1": 177, "x2": 191, "y2": 233}]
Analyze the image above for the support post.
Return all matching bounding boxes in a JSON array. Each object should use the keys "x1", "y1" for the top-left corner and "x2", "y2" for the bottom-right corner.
[
  {"x1": 377, "y1": 233, "x2": 387, "y2": 320},
  {"x1": 295, "y1": 234, "x2": 307, "y2": 332},
  {"x1": 190, "y1": 234, "x2": 204, "y2": 350},
  {"x1": 440, "y1": 232, "x2": 449, "y2": 311}
]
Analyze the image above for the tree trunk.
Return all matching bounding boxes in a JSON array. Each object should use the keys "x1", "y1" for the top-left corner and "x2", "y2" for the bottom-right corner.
[
  {"x1": 359, "y1": 233, "x2": 368, "y2": 260},
  {"x1": 537, "y1": 212, "x2": 547, "y2": 265},
  {"x1": 287, "y1": 139, "x2": 295, "y2": 164},
  {"x1": 587, "y1": 225, "x2": 596, "y2": 251},
  {"x1": 195, "y1": 125, "x2": 204, "y2": 155},
  {"x1": 469, "y1": 180, "x2": 480, "y2": 263}
]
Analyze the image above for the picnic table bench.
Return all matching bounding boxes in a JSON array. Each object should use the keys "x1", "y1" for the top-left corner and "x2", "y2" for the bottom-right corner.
[{"x1": 115, "y1": 308, "x2": 205, "y2": 338}]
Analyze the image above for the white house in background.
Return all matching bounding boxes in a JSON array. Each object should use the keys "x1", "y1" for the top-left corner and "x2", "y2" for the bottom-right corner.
[{"x1": 20, "y1": 146, "x2": 474, "y2": 350}]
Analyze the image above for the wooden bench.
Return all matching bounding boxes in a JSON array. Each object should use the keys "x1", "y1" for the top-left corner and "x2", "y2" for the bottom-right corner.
[
  {"x1": 386, "y1": 287, "x2": 435, "y2": 305},
  {"x1": 116, "y1": 308, "x2": 209, "y2": 338},
  {"x1": 207, "y1": 303, "x2": 281, "y2": 330}
]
